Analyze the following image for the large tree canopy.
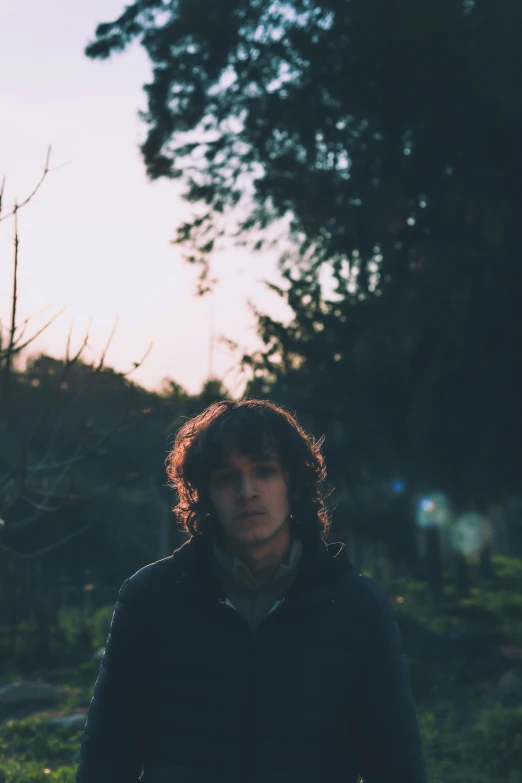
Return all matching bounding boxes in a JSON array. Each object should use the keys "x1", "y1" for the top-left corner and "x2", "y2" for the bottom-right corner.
[
  {"x1": 87, "y1": 0, "x2": 522, "y2": 277},
  {"x1": 86, "y1": 1, "x2": 522, "y2": 507}
]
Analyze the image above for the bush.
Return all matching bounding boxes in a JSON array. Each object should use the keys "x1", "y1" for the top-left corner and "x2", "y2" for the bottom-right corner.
[
  {"x1": 471, "y1": 704, "x2": 522, "y2": 775},
  {"x1": 0, "y1": 603, "x2": 116, "y2": 675},
  {"x1": 55, "y1": 604, "x2": 113, "y2": 652},
  {"x1": 0, "y1": 761, "x2": 75, "y2": 782},
  {"x1": 87, "y1": 605, "x2": 114, "y2": 651},
  {"x1": 420, "y1": 703, "x2": 522, "y2": 783},
  {"x1": 0, "y1": 715, "x2": 81, "y2": 783},
  {"x1": 378, "y1": 557, "x2": 522, "y2": 645}
]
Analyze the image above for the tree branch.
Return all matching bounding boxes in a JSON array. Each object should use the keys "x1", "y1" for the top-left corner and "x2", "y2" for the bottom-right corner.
[
  {"x1": 95, "y1": 315, "x2": 119, "y2": 372},
  {"x1": 0, "y1": 308, "x2": 66, "y2": 364},
  {"x1": 121, "y1": 341, "x2": 153, "y2": 376},
  {"x1": 0, "y1": 521, "x2": 96, "y2": 559},
  {"x1": 0, "y1": 146, "x2": 52, "y2": 224},
  {"x1": 3, "y1": 205, "x2": 19, "y2": 382}
]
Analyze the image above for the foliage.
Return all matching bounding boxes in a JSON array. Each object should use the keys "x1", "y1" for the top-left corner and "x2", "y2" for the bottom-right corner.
[
  {"x1": 385, "y1": 559, "x2": 522, "y2": 781},
  {"x1": 384, "y1": 556, "x2": 522, "y2": 644},
  {"x1": 0, "y1": 716, "x2": 81, "y2": 782},
  {"x1": 87, "y1": 605, "x2": 114, "y2": 652},
  {"x1": 86, "y1": 0, "x2": 522, "y2": 275},
  {"x1": 85, "y1": 0, "x2": 522, "y2": 516},
  {"x1": 420, "y1": 704, "x2": 522, "y2": 783},
  {"x1": 52, "y1": 604, "x2": 113, "y2": 654},
  {"x1": 1, "y1": 604, "x2": 111, "y2": 674},
  {"x1": 0, "y1": 764, "x2": 75, "y2": 783}
]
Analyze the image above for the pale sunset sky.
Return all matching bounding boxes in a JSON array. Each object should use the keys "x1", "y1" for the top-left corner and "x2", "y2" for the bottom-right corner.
[{"x1": 0, "y1": 0, "x2": 293, "y2": 396}]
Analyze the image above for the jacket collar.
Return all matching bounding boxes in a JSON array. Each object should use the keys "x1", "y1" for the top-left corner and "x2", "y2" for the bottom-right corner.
[{"x1": 173, "y1": 530, "x2": 353, "y2": 603}]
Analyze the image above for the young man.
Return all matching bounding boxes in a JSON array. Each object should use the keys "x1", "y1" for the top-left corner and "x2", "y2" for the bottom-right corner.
[{"x1": 76, "y1": 399, "x2": 427, "y2": 783}]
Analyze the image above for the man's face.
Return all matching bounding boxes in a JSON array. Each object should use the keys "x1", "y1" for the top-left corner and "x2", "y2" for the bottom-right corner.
[{"x1": 207, "y1": 448, "x2": 292, "y2": 548}]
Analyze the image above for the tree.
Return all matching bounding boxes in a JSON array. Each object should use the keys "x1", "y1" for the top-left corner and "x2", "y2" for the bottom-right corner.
[
  {"x1": 85, "y1": 1, "x2": 522, "y2": 552},
  {"x1": 0, "y1": 158, "x2": 161, "y2": 664},
  {"x1": 86, "y1": 1, "x2": 522, "y2": 276}
]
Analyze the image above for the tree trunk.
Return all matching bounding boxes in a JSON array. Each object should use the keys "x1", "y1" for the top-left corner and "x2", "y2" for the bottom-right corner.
[
  {"x1": 425, "y1": 526, "x2": 444, "y2": 601},
  {"x1": 479, "y1": 542, "x2": 495, "y2": 580},
  {"x1": 455, "y1": 553, "x2": 471, "y2": 598}
]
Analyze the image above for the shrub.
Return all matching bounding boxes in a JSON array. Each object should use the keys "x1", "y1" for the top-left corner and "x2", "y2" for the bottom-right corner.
[
  {"x1": 86, "y1": 605, "x2": 114, "y2": 651},
  {"x1": 0, "y1": 715, "x2": 81, "y2": 783},
  {"x1": 419, "y1": 702, "x2": 522, "y2": 782}
]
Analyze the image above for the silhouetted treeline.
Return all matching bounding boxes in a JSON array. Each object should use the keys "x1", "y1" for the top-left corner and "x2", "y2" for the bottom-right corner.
[
  {"x1": 1, "y1": 350, "x2": 521, "y2": 666},
  {"x1": 0, "y1": 354, "x2": 229, "y2": 663}
]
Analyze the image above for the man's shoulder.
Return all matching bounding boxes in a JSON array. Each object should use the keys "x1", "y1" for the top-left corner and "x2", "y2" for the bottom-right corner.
[{"x1": 121, "y1": 539, "x2": 193, "y2": 602}]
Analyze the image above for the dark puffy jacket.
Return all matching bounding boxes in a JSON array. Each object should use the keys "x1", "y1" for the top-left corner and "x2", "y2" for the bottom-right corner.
[{"x1": 76, "y1": 533, "x2": 427, "y2": 783}]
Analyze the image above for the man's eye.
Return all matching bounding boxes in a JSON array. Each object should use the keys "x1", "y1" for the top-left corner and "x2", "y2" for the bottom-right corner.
[
  {"x1": 256, "y1": 466, "x2": 276, "y2": 476},
  {"x1": 213, "y1": 473, "x2": 232, "y2": 485}
]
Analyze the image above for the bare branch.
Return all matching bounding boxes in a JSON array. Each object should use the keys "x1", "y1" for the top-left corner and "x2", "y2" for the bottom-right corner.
[
  {"x1": 3, "y1": 495, "x2": 63, "y2": 530},
  {"x1": 39, "y1": 384, "x2": 88, "y2": 464},
  {"x1": 0, "y1": 146, "x2": 52, "y2": 224},
  {"x1": 1, "y1": 424, "x2": 115, "y2": 529},
  {"x1": 121, "y1": 341, "x2": 153, "y2": 376},
  {"x1": 0, "y1": 379, "x2": 87, "y2": 511},
  {"x1": 23, "y1": 496, "x2": 62, "y2": 512},
  {"x1": 0, "y1": 152, "x2": 153, "y2": 567},
  {"x1": 2, "y1": 456, "x2": 116, "y2": 536},
  {"x1": 0, "y1": 483, "x2": 22, "y2": 519},
  {"x1": 30, "y1": 321, "x2": 95, "y2": 474},
  {"x1": 29, "y1": 480, "x2": 115, "y2": 503},
  {"x1": 11, "y1": 304, "x2": 54, "y2": 330},
  {"x1": 0, "y1": 521, "x2": 96, "y2": 559},
  {"x1": 64, "y1": 325, "x2": 72, "y2": 365},
  {"x1": 23, "y1": 402, "x2": 132, "y2": 473},
  {"x1": 0, "y1": 328, "x2": 137, "y2": 528},
  {"x1": 6, "y1": 205, "x2": 19, "y2": 377},
  {"x1": 0, "y1": 307, "x2": 66, "y2": 364},
  {"x1": 0, "y1": 151, "x2": 66, "y2": 376},
  {"x1": 26, "y1": 453, "x2": 73, "y2": 502},
  {"x1": 11, "y1": 319, "x2": 29, "y2": 349},
  {"x1": 61, "y1": 325, "x2": 90, "y2": 381},
  {"x1": 95, "y1": 315, "x2": 119, "y2": 372}
]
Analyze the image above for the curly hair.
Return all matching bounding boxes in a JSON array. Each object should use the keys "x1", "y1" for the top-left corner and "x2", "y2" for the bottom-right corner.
[{"x1": 166, "y1": 398, "x2": 331, "y2": 541}]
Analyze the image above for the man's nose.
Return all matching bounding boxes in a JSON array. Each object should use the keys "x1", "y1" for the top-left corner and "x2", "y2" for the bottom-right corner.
[{"x1": 237, "y1": 474, "x2": 258, "y2": 497}]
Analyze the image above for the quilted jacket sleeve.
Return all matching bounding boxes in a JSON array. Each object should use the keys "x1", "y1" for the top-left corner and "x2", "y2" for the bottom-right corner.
[
  {"x1": 352, "y1": 580, "x2": 427, "y2": 783},
  {"x1": 76, "y1": 577, "x2": 147, "y2": 783}
]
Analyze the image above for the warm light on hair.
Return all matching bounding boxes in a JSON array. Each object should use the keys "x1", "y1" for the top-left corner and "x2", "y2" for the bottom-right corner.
[{"x1": 166, "y1": 398, "x2": 331, "y2": 541}]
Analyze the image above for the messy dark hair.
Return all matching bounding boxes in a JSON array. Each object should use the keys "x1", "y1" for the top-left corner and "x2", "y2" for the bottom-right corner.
[{"x1": 166, "y1": 398, "x2": 331, "y2": 541}]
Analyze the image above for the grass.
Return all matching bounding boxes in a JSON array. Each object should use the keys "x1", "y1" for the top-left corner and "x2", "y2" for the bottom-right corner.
[{"x1": 0, "y1": 715, "x2": 82, "y2": 782}]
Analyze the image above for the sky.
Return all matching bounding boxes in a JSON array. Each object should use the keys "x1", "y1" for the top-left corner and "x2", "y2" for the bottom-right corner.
[{"x1": 0, "y1": 0, "x2": 293, "y2": 396}]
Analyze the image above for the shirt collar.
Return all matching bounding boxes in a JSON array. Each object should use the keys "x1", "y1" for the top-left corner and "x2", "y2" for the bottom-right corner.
[{"x1": 213, "y1": 537, "x2": 303, "y2": 591}]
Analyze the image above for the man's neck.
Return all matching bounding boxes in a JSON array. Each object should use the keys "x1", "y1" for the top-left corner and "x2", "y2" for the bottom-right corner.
[{"x1": 221, "y1": 524, "x2": 292, "y2": 584}]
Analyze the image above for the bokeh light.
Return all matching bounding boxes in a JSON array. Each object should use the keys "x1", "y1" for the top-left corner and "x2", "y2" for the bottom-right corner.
[
  {"x1": 416, "y1": 492, "x2": 452, "y2": 529},
  {"x1": 450, "y1": 513, "x2": 493, "y2": 557}
]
